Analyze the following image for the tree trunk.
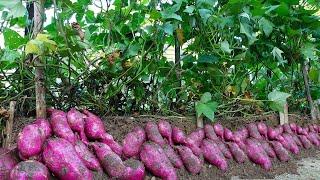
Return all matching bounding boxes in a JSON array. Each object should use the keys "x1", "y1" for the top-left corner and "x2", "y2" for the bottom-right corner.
[
  {"x1": 32, "y1": 0, "x2": 46, "y2": 118},
  {"x1": 302, "y1": 62, "x2": 318, "y2": 121}
]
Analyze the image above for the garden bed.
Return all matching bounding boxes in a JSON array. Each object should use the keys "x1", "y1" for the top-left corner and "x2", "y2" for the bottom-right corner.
[{"x1": 10, "y1": 113, "x2": 319, "y2": 179}]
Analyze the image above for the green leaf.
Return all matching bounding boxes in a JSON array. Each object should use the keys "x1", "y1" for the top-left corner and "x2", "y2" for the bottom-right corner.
[
  {"x1": 163, "y1": 23, "x2": 174, "y2": 35},
  {"x1": 301, "y1": 43, "x2": 318, "y2": 61},
  {"x1": 184, "y1": 5, "x2": 195, "y2": 14},
  {"x1": 86, "y1": 10, "x2": 95, "y2": 23},
  {"x1": 161, "y1": 12, "x2": 182, "y2": 21},
  {"x1": 198, "y1": 54, "x2": 218, "y2": 64},
  {"x1": 200, "y1": 92, "x2": 212, "y2": 103},
  {"x1": 25, "y1": 40, "x2": 45, "y2": 55},
  {"x1": 240, "y1": 22, "x2": 257, "y2": 44},
  {"x1": 259, "y1": 17, "x2": 274, "y2": 37},
  {"x1": 0, "y1": 0, "x2": 26, "y2": 18},
  {"x1": 126, "y1": 43, "x2": 140, "y2": 57},
  {"x1": 220, "y1": 40, "x2": 232, "y2": 54},
  {"x1": 196, "y1": 0, "x2": 217, "y2": 9},
  {"x1": 199, "y1": 9, "x2": 212, "y2": 24},
  {"x1": 271, "y1": 47, "x2": 286, "y2": 66},
  {"x1": 196, "y1": 101, "x2": 218, "y2": 121},
  {"x1": 35, "y1": 34, "x2": 57, "y2": 52},
  {"x1": 268, "y1": 91, "x2": 291, "y2": 112},
  {"x1": 1, "y1": 49, "x2": 20, "y2": 62},
  {"x1": 309, "y1": 67, "x2": 320, "y2": 83},
  {"x1": 3, "y1": 28, "x2": 26, "y2": 49}
]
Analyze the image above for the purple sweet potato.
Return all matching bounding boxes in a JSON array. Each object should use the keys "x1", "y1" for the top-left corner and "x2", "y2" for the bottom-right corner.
[
  {"x1": 267, "y1": 127, "x2": 280, "y2": 140},
  {"x1": 277, "y1": 134, "x2": 300, "y2": 155},
  {"x1": 204, "y1": 124, "x2": 219, "y2": 140},
  {"x1": 292, "y1": 134, "x2": 302, "y2": 147},
  {"x1": 101, "y1": 133, "x2": 123, "y2": 156},
  {"x1": 42, "y1": 138, "x2": 92, "y2": 180},
  {"x1": 233, "y1": 129, "x2": 247, "y2": 143},
  {"x1": 83, "y1": 109, "x2": 106, "y2": 140},
  {"x1": 213, "y1": 123, "x2": 224, "y2": 139},
  {"x1": 257, "y1": 122, "x2": 268, "y2": 138},
  {"x1": 34, "y1": 118, "x2": 52, "y2": 139},
  {"x1": 177, "y1": 146, "x2": 203, "y2": 175},
  {"x1": 298, "y1": 135, "x2": 313, "y2": 149},
  {"x1": 92, "y1": 142, "x2": 126, "y2": 178},
  {"x1": 140, "y1": 142, "x2": 177, "y2": 180},
  {"x1": 121, "y1": 159, "x2": 145, "y2": 180},
  {"x1": 158, "y1": 120, "x2": 173, "y2": 145},
  {"x1": 123, "y1": 127, "x2": 146, "y2": 158},
  {"x1": 48, "y1": 109, "x2": 76, "y2": 144},
  {"x1": 270, "y1": 141, "x2": 290, "y2": 162},
  {"x1": 172, "y1": 126, "x2": 186, "y2": 144},
  {"x1": 245, "y1": 138, "x2": 272, "y2": 170},
  {"x1": 283, "y1": 124, "x2": 293, "y2": 134},
  {"x1": 185, "y1": 128, "x2": 205, "y2": 147},
  {"x1": 9, "y1": 160, "x2": 49, "y2": 180},
  {"x1": 308, "y1": 125, "x2": 316, "y2": 133},
  {"x1": 201, "y1": 139, "x2": 228, "y2": 171},
  {"x1": 0, "y1": 148, "x2": 18, "y2": 180},
  {"x1": 228, "y1": 142, "x2": 247, "y2": 163},
  {"x1": 261, "y1": 141, "x2": 276, "y2": 158},
  {"x1": 145, "y1": 122, "x2": 166, "y2": 146},
  {"x1": 307, "y1": 132, "x2": 320, "y2": 147},
  {"x1": 289, "y1": 123, "x2": 297, "y2": 133},
  {"x1": 163, "y1": 144, "x2": 183, "y2": 169},
  {"x1": 212, "y1": 140, "x2": 232, "y2": 159},
  {"x1": 67, "y1": 108, "x2": 88, "y2": 143},
  {"x1": 247, "y1": 123, "x2": 263, "y2": 140},
  {"x1": 224, "y1": 127, "x2": 234, "y2": 141},
  {"x1": 17, "y1": 124, "x2": 44, "y2": 160},
  {"x1": 74, "y1": 140, "x2": 101, "y2": 171}
]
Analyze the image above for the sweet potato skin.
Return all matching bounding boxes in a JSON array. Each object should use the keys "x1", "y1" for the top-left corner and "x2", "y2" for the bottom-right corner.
[
  {"x1": 92, "y1": 142, "x2": 126, "y2": 178},
  {"x1": 121, "y1": 159, "x2": 145, "y2": 180},
  {"x1": 123, "y1": 127, "x2": 146, "y2": 158},
  {"x1": 177, "y1": 146, "x2": 203, "y2": 175},
  {"x1": 140, "y1": 142, "x2": 177, "y2": 180},
  {"x1": 17, "y1": 124, "x2": 44, "y2": 160},
  {"x1": 67, "y1": 108, "x2": 88, "y2": 143},
  {"x1": 83, "y1": 110, "x2": 106, "y2": 140},
  {"x1": 245, "y1": 138, "x2": 272, "y2": 170},
  {"x1": 163, "y1": 144, "x2": 183, "y2": 169},
  {"x1": 298, "y1": 135, "x2": 313, "y2": 149},
  {"x1": 145, "y1": 122, "x2": 166, "y2": 146},
  {"x1": 34, "y1": 118, "x2": 52, "y2": 139},
  {"x1": 247, "y1": 123, "x2": 263, "y2": 140},
  {"x1": 204, "y1": 124, "x2": 219, "y2": 140},
  {"x1": 201, "y1": 139, "x2": 228, "y2": 171},
  {"x1": 101, "y1": 133, "x2": 123, "y2": 156},
  {"x1": 228, "y1": 142, "x2": 247, "y2": 163},
  {"x1": 158, "y1": 120, "x2": 173, "y2": 145},
  {"x1": 9, "y1": 160, "x2": 49, "y2": 180},
  {"x1": 270, "y1": 141, "x2": 290, "y2": 162},
  {"x1": 0, "y1": 148, "x2": 18, "y2": 180},
  {"x1": 42, "y1": 138, "x2": 93, "y2": 180},
  {"x1": 74, "y1": 140, "x2": 102, "y2": 171},
  {"x1": 213, "y1": 123, "x2": 224, "y2": 139},
  {"x1": 172, "y1": 126, "x2": 186, "y2": 144}
]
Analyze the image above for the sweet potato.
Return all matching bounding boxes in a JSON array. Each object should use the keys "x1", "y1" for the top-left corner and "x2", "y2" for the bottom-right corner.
[
  {"x1": 140, "y1": 142, "x2": 177, "y2": 180},
  {"x1": 261, "y1": 141, "x2": 276, "y2": 158},
  {"x1": 74, "y1": 140, "x2": 102, "y2": 171},
  {"x1": 267, "y1": 127, "x2": 280, "y2": 140},
  {"x1": 247, "y1": 123, "x2": 263, "y2": 140},
  {"x1": 298, "y1": 135, "x2": 313, "y2": 149},
  {"x1": 101, "y1": 133, "x2": 123, "y2": 156},
  {"x1": 308, "y1": 125, "x2": 316, "y2": 133},
  {"x1": 289, "y1": 123, "x2": 297, "y2": 133},
  {"x1": 245, "y1": 138, "x2": 272, "y2": 170},
  {"x1": 17, "y1": 124, "x2": 44, "y2": 160},
  {"x1": 292, "y1": 134, "x2": 302, "y2": 147},
  {"x1": 204, "y1": 124, "x2": 219, "y2": 140},
  {"x1": 0, "y1": 148, "x2": 18, "y2": 180},
  {"x1": 42, "y1": 138, "x2": 92, "y2": 180},
  {"x1": 233, "y1": 129, "x2": 247, "y2": 143},
  {"x1": 158, "y1": 120, "x2": 173, "y2": 145},
  {"x1": 34, "y1": 118, "x2": 52, "y2": 139},
  {"x1": 92, "y1": 142, "x2": 126, "y2": 178},
  {"x1": 172, "y1": 126, "x2": 186, "y2": 144},
  {"x1": 201, "y1": 139, "x2": 228, "y2": 171},
  {"x1": 67, "y1": 108, "x2": 88, "y2": 143},
  {"x1": 283, "y1": 124, "x2": 293, "y2": 134},
  {"x1": 213, "y1": 123, "x2": 224, "y2": 139},
  {"x1": 224, "y1": 127, "x2": 234, "y2": 141},
  {"x1": 185, "y1": 128, "x2": 205, "y2": 147},
  {"x1": 228, "y1": 142, "x2": 247, "y2": 163},
  {"x1": 122, "y1": 159, "x2": 145, "y2": 180},
  {"x1": 212, "y1": 140, "x2": 232, "y2": 159},
  {"x1": 83, "y1": 109, "x2": 106, "y2": 140},
  {"x1": 145, "y1": 122, "x2": 166, "y2": 146},
  {"x1": 123, "y1": 127, "x2": 146, "y2": 158},
  {"x1": 277, "y1": 134, "x2": 300, "y2": 155},
  {"x1": 270, "y1": 141, "x2": 290, "y2": 162},
  {"x1": 49, "y1": 109, "x2": 76, "y2": 144},
  {"x1": 276, "y1": 125, "x2": 284, "y2": 134},
  {"x1": 307, "y1": 132, "x2": 320, "y2": 147},
  {"x1": 9, "y1": 160, "x2": 49, "y2": 180},
  {"x1": 177, "y1": 146, "x2": 203, "y2": 175},
  {"x1": 163, "y1": 144, "x2": 183, "y2": 169},
  {"x1": 239, "y1": 127, "x2": 249, "y2": 139},
  {"x1": 257, "y1": 122, "x2": 268, "y2": 138}
]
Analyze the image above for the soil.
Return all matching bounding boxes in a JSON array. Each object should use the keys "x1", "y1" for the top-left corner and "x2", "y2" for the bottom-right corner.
[{"x1": 8, "y1": 113, "x2": 320, "y2": 179}]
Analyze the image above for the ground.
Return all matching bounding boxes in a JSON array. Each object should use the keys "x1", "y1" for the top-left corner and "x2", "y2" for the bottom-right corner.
[{"x1": 10, "y1": 113, "x2": 320, "y2": 179}]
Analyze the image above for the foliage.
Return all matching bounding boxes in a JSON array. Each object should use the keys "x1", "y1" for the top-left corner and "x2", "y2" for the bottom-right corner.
[{"x1": 0, "y1": 0, "x2": 320, "y2": 119}]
